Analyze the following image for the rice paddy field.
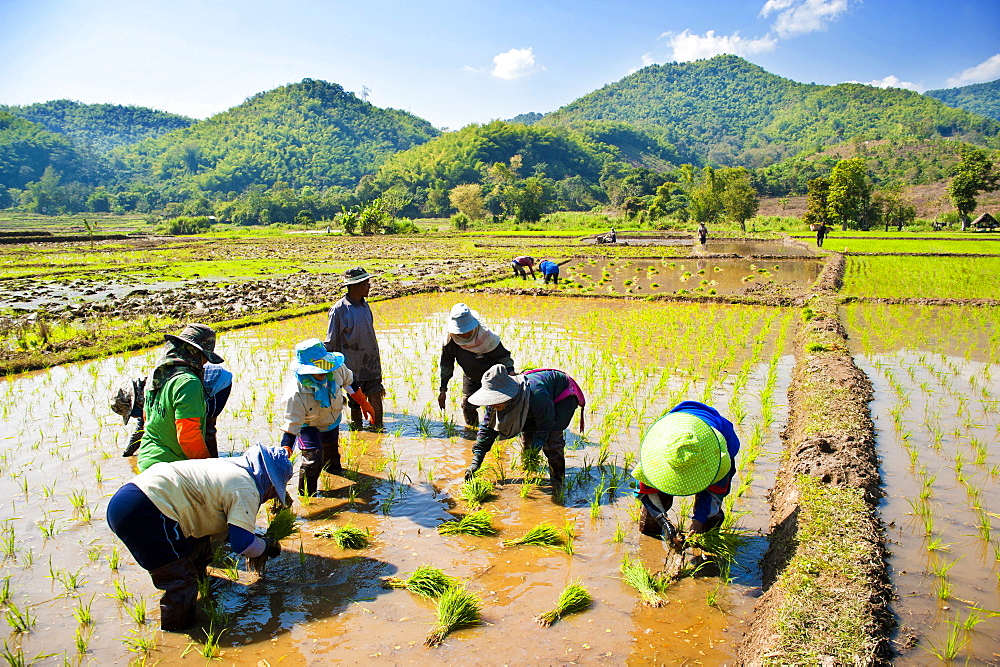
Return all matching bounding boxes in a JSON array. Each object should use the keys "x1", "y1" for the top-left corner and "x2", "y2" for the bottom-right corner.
[
  {"x1": 845, "y1": 303, "x2": 1000, "y2": 663},
  {"x1": 843, "y1": 256, "x2": 1000, "y2": 299},
  {"x1": 0, "y1": 293, "x2": 796, "y2": 664}
]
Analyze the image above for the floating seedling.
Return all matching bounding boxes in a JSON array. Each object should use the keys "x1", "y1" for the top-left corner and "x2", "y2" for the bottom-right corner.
[
  {"x1": 534, "y1": 580, "x2": 592, "y2": 627},
  {"x1": 314, "y1": 522, "x2": 370, "y2": 549},
  {"x1": 383, "y1": 565, "x2": 456, "y2": 598},
  {"x1": 437, "y1": 510, "x2": 498, "y2": 537},
  {"x1": 501, "y1": 522, "x2": 563, "y2": 548},
  {"x1": 620, "y1": 555, "x2": 670, "y2": 607},
  {"x1": 424, "y1": 585, "x2": 482, "y2": 647},
  {"x1": 459, "y1": 476, "x2": 495, "y2": 508}
]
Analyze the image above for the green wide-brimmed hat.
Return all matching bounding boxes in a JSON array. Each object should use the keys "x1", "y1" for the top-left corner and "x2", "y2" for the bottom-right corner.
[{"x1": 633, "y1": 412, "x2": 729, "y2": 496}]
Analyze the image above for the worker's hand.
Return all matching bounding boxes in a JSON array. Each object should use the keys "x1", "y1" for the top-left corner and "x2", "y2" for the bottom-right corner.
[
  {"x1": 688, "y1": 519, "x2": 705, "y2": 534},
  {"x1": 351, "y1": 389, "x2": 375, "y2": 424},
  {"x1": 437, "y1": 391, "x2": 447, "y2": 410},
  {"x1": 263, "y1": 536, "x2": 281, "y2": 559}
]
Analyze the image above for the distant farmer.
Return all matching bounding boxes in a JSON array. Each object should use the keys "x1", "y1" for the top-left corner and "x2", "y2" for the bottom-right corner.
[
  {"x1": 136, "y1": 324, "x2": 225, "y2": 472},
  {"x1": 279, "y1": 339, "x2": 373, "y2": 495},
  {"x1": 106, "y1": 444, "x2": 293, "y2": 631},
  {"x1": 325, "y1": 267, "x2": 384, "y2": 429},
  {"x1": 609, "y1": 228, "x2": 617, "y2": 243},
  {"x1": 465, "y1": 365, "x2": 585, "y2": 494},
  {"x1": 816, "y1": 223, "x2": 827, "y2": 248},
  {"x1": 438, "y1": 304, "x2": 515, "y2": 428},
  {"x1": 633, "y1": 401, "x2": 740, "y2": 543},
  {"x1": 538, "y1": 259, "x2": 560, "y2": 285},
  {"x1": 698, "y1": 221, "x2": 708, "y2": 246},
  {"x1": 510, "y1": 255, "x2": 535, "y2": 280}
]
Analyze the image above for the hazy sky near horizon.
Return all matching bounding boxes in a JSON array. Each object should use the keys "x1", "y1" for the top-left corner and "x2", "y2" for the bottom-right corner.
[{"x1": 1, "y1": 0, "x2": 998, "y2": 129}]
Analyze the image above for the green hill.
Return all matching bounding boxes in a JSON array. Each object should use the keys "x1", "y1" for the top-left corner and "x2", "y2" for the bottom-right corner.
[
  {"x1": 0, "y1": 112, "x2": 101, "y2": 189},
  {"x1": 538, "y1": 55, "x2": 1000, "y2": 168},
  {"x1": 0, "y1": 100, "x2": 194, "y2": 154},
  {"x1": 116, "y1": 78, "x2": 439, "y2": 193},
  {"x1": 925, "y1": 79, "x2": 1000, "y2": 123}
]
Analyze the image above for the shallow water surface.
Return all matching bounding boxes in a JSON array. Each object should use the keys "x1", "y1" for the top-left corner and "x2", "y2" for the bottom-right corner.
[{"x1": 0, "y1": 294, "x2": 795, "y2": 663}]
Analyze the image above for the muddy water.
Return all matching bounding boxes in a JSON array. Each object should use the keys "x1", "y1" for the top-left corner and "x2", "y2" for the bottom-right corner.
[
  {"x1": 844, "y1": 303, "x2": 1000, "y2": 664},
  {"x1": 561, "y1": 258, "x2": 823, "y2": 296},
  {"x1": 694, "y1": 241, "x2": 814, "y2": 257},
  {"x1": 0, "y1": 294, "x2": 794, "y2": 663}
]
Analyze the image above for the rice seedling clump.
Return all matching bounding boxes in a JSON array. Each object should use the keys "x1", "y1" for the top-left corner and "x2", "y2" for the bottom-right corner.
[
  {"x1": 424, "y1": 585, "x2": 482, "y2": 647},
  {"x1": 502, "y1": 522, "x2": 563, "y2": 548},
  {"x1": 437, "y1": 510, "x2": 498, "y2": 536},
  {"x1": 620, "y1": 555, "x2": 670, "y2": 607},
  {"x1": 314, "y1": 522, "x2": 370, "y2": 549},
  {"x1": 534, "y1": 580, "x2": 592, "y2": 627},
  {"x1": 383, "y1": 565, "x2": 456, "y2": 598},
  {"x1": 459, "y1": 476, "x2": 495, "y2": 508}
]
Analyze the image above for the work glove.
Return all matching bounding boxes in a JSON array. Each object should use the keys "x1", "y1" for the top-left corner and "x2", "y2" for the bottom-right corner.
[
  {"x1": 350, "y1": 389, "x2": 375, "y2": 424},
  {"x1": 262, "y1": 536, "x2": 281, "y2": 559},
  {"x1": 437, "y1": 390, "x2": 447, "y2": 410},
  {"x1": 654, "y1": 513, "x2": 679, "y2": 545}
]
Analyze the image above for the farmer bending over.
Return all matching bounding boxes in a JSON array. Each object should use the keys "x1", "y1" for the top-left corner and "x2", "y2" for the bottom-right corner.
[
  {"x1": 325, "y1": 267, "x2": 384, "y2": 429},
  {"x1": 279, "y1": 339, "x2": 373, "y2": 495},
  {"x1": 465, "y1": 365, "x2": 585, "y2": 494},
  {"x1": 633, "y1": 401, "x2": 740, "y2": 543},
  {"x1": 106, "y1": 444, "x2": 292, "y2": 631},
  {"x1": 438, "y1": 303, "x2": 514, "y2": 428},
  {"x1": 538, "y1": 259, "x2": 560, "y2": 285},
  {"x1": 136, "y1": 324, "x2": 224, "y2": 472},
  {"x1": 510, "y1": 255, "x2": 535, "y2": 280}
]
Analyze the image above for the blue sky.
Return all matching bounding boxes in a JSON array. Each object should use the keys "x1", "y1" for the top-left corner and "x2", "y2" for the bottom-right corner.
[{"x1": 1, "y1": 0, "x2": 998, "y2": 130}]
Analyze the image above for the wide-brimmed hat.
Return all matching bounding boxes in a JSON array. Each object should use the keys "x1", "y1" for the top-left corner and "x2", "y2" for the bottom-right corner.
[
  {"x1": 257, "y1": 444, "x2": 293, "y2": 504},
  {"x1": 293, "y1": 338, "x2": 344, "y2": 375},
  {"x1": 634, "y1": 412, "x2": 729, "y2": 496},
  {"x1": 164, "y1": 323, "x2": 224, "y2": 364},
  {"x1": 468, "y1": 364, "x2": 522, "y2": 406},
  {"x1": 342, "y1": 267, "x2": 371, "y2": 286},
  {"x1": 447, "y1": 303, "x2": 481, "y2": 335}
]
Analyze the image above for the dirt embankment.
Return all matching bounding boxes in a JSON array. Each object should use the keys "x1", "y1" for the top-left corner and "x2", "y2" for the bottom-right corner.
[{"x1": 739, "y1": 258, "x2": 893, "y2": 664}]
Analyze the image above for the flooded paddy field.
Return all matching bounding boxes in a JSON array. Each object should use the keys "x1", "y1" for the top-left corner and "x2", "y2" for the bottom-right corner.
[
  {"x1": 843, "y1": 256, "x2": 1000, "y2": 299},
  {"x1": 0, "y1": 293, "x2": 795, "y2": 663},
  {"x1": 844, "y1": 303, "x2": 1000, "y2": 663}
]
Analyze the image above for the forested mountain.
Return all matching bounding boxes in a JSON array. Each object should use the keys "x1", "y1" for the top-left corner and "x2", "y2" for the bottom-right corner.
[
  {"x1": 0, "y1": 100, "x2": 194, "y2": 153},
  {"x1": 926, "y1": 79, "x2": 1000, "y2": 123},
  {"x1": 538, "y1": 55, "x2": 1000, "y2": 168},
  {"x1": 114, "y1": 79, "x2": 439, "y2": 194},
  {"x1": 0, "y1": 112, "x2": 101, "y2": 189}
]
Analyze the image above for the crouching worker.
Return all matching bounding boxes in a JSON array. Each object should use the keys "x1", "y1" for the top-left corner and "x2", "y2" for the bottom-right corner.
[
  {"x1": 465, "y1": 365, "x2": 585, "y2": 494},
  {"x1": 279, "y1": 339, "x2": 373, "y2": 495},
  {"x1": 538, "y1": 259, "x2": 560, "y2": 285},
  {"x1": 106, "y1": 444, "x2": 293, "y2": 631},
  {"x1": 633, "y1": 401, "x2": 740, "y2": 542}
]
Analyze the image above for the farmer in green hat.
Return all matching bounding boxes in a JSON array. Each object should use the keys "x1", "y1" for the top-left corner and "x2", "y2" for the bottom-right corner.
[
  {"x1": 633, "y1": 401, "x2": 740, "y2": 543},
  {"x1": 136, "y1": 324, "x2": 225, "y2": 472}
]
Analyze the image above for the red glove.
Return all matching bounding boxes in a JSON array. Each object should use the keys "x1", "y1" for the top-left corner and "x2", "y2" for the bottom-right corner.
[{"x1": 350, "y1": 389, "x2": 375, "y2": 424}]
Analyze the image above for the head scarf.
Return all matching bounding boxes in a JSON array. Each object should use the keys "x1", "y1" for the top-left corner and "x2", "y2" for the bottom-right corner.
[
  {"x1": 448, "y1": 324, "x2": 502, "y2": 355},
  {"x1": 146, "y1": 338, "x2": 206, "y2": 403},
  {"x1": 229, "y1": 444, "x2": 293, "y2": 504},
  {"x1": 297, "y1": 372, "x2": 335, "y2": 408},
  {"x1": 494, "y1": 375, "x2": 531, "y2": 440}
]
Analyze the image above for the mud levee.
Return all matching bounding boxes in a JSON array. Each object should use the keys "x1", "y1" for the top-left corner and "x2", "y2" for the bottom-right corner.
[{"x1": 739, "y1": 254, "x2": 893, "y2": 664}]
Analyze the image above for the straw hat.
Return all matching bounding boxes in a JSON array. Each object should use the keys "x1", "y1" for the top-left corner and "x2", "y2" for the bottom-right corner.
[{"x1": 634, "y1": 412, "x2": 729, "y2": 496}]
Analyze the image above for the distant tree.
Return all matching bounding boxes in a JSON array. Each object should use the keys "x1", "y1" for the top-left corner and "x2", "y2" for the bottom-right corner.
[
  {"x1": 512, "y1": 176, "x2": 552, "y2": 223},
  {"x1": 689, "y1": 167, "x2": 723, "y2": 224},
  {"x1": 359, "y1": 198, "x2": 390, "y2": 235},
  {"x1": 86, "y1": 187, "x2": 114, "y2": 213},
  {"x1": 717, "y1": 167, "x2": 759, "y2": 233},
  {"x1": 872, "y1": 187, "x2": 916, "y2": 232},
  {"x1": 648, "y1": 181, "x2": 688, "y2": 220},
  {"x1": 449, "y1": 183, "x2": 486, "y2": 220},
  {"x1": 294, "y1": 209, "x2": 314, "y2": 225},
  {"x1": 803, "y1": 177, "x2": 830, "y2": 228},
  {"x1": 827, "y1": 158, "x2": 872, "y2": 230},
  {"x1": 339, "y1": 204, "x2": 360, "y2": 235},
  {"x1": 948, "y1": 146, "x2": 998, "y2": 231}
]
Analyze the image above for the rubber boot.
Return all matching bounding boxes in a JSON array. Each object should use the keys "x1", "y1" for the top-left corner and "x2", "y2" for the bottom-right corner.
[
  {"x1": 321, "y1": 429, "x2": 342, "y2": 475},
  {"x1": 149, "y1": 557, "x2": 198, "y2": 632},
  {"x1": 298, "y1": 448, "x2": 321, "y2": 496},
  {"x1": 543, "y1": 449, "x2": 565, "y2": 494},
  {"x1": 204, "y1": 415, "x2": 219, "y2": 458}
]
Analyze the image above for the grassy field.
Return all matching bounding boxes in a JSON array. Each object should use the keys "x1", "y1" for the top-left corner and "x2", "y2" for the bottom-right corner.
[{"x1": 843, "y1": 255, "x2": 1000, "y2": 299}]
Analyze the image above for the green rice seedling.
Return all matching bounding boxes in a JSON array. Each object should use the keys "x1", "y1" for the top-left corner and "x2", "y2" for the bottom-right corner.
[
  {"x1": 5, "y1": 601, "x2": 35, "y2": 634},
  {"x1": 75, "y1": 627, "x2": 89, "y2": 655},
  {"x1": 248, "y1": 506, "x2": 298, "y2": 572},
  {"x1": 383, "y1": 565, "x2": 457, "y2": 598},
  {"x1": 111, "y1": 579, "x2": 130, "y2": 604},
  {"x1": 459, "y1": 476, "x2": 495, "y2": 508},
  {"x1": 314, "y1": 522, "x2": 370, "y2": 549},
  {"x1": 502, "y1": 522, "x2": 563, "y2": 548},
  {"x1": 424, "y1": 585, "x2": 482, "y2": 647},
  {"x1": 686, "y1": 527, "x2": 748, "y2": 580},
  {"x1": 126, "y1": 597, "x2": 147, "y2": 625},
  {"x1": 107, "y1": 547, "x2": 120, "y2": 572},
  {"x1": 611, "y1": 522, "x2": 626, "y2": 543},
  {"x1": 924, "y1": 618, "x2": 968, "y2": 661},
  {"x1": 620, "y1": 555, "x2": 669, "y2": 607},
  {"x1": 926, "y1": 535, "x2": 951, "y2": 552},
  {"x1": 122, "y1": 628, "x2": 156, "y2": 655},
  {"x1": 562, "y1": 521, "x2": 576, "y2": 555},
  {"x1": 220, "y1": 554, "x2": 240, "y2": 581},
  {"x1": 933, "y1": 577, "x2": 953, "y2": 601},
  {"x1": 193, "y1": 624, "x2": 225, "y2": 659},
  {"x1": 534, "y1": 580, "x2": 591, "y2": 627},
  {"x1": 520, "y1": 448, "x2": 543, "y2": 474},
  {"x1": 0, "y1": 577, "x2": 10, "y2": 606},
  {"x1": 437, "y1": 510, "x2": 498, "y2": 537}
]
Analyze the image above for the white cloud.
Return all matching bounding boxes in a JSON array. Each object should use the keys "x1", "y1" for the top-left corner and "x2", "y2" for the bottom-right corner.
[
  {"x1": 760, "y1": 0, "x2": 851, "y2": 38},
  {"x1": 491, "y1": 47, "x2": 541, "y2": 80},
  {"x1": 864, "y1": 75, "x2": 924, "y2": 93},
  {"x1": 945, "y1": 53, "x2": 1000, "y2": 88},
  {"x1": 665, "y1": 29, "x2": 777, "y2": 62}
]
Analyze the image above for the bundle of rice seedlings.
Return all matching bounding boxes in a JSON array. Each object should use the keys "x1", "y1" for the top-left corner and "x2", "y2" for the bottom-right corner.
[
  {"x1": 247, "y1": 506, "x2": 298, "y2": 573},
  {"x1": 620, "y1": 555, "x2": 670, "y2": 607},
  {"x1": 314, "y1": 522, "x2": 370, "y2": 549},
  {"x1": 424, "y1": 585, "x2": 482, "y2": 647},
  {"x1": 383, "y1": 565, "x2": 456, "y2": 598},
  {"x1": 534, "y1": 580, "x2": 592, "y2": 627},
  {"x1": 459, "y1": 476, "x2": 495, "y2": 508},
  {"x1": 501, "y1": 522, "x2": 562, "y2": 548},
  {"x1": 685, "y1": 527, "x2": 748, "y2": 580},
  {"x1": 437, "y1": 510, "x2": 498, "y2": 536}
]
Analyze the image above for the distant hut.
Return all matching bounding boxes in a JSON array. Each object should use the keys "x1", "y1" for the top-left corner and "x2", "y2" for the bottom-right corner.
[{"x1": 972, "y1": 213, "x2": 998, "y2": 231}]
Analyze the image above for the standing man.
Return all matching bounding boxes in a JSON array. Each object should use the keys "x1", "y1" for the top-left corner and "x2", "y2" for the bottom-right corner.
[
  {"x1": 816, "y1": 223, "x2": 827, "y2": 248},
  {"x1": 698, "y1": 221, "x2": 708, "y2": 246},
  {"x1": 137, "y1": 324, "x2": 224, "y2": 472},
  {"x1": 510, "y1": 255, "x2": 535, "y2": 280},
  {"x1": 325, "y1": 267, "x2": 384, "y2": 429}
]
